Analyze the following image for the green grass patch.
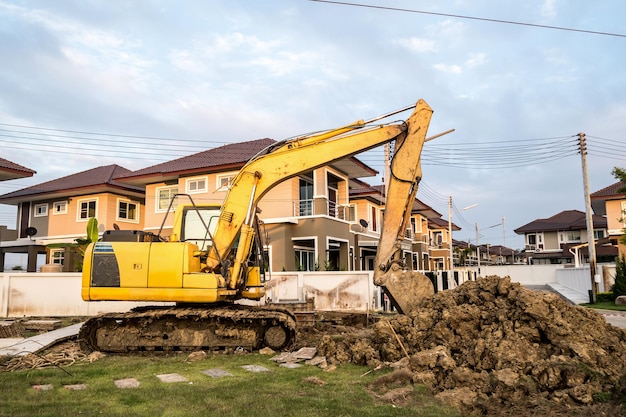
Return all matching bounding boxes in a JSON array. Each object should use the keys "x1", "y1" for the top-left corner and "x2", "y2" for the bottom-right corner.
[
  {"x1": 0, "y1": 353, "x2": 459, "y2": 417},
  {"x1": 582, "y1": 301, "x2": 626, "y2": 311}
]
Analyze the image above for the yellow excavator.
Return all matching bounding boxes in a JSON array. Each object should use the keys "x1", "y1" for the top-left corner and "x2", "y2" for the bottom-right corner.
[{"x1": 79, "y1": 99, "x2": 437, "y2": 353}]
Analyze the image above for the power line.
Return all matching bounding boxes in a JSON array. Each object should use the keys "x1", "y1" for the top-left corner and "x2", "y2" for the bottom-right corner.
[
  {"x1": 0, "y1": 122, "x2": 193, "y2": 142},
  {"x1": 308, "y1": 0, "x2": 626, "y2": 38}
]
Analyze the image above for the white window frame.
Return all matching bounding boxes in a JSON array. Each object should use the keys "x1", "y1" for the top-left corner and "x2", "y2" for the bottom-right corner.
[
  {"x1": 34, "y1": 203, "x2": 48, "y2": 217},
  {"x1": 117, "y1": 199, "x2": 139, "y2": 223},
  {"x1": 156, "y1": 185, "x2": 178, "y2": 212},
  {"x1": 216, "y1": 173, "x2": 236, "y2": 191},
  {"x1": 77, "y1": 198, "x2": 98, "y2": 221},
  {"x1": 50, "y1": 249, "x2": 65, "y2": 266},
  {"x1": 185, "y1": 176, "x2": 208, "y2": 194},
  {"x1": 52, "y1": 201, "x2": 68, "y2": 215}
]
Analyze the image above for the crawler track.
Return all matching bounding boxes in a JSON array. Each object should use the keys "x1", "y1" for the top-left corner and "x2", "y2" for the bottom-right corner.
[{"x1": 78, "y1": 305, "x2": 297, "y2": 353}]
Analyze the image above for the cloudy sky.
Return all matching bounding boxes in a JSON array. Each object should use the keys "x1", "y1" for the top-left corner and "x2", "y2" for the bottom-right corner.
[{"x1": 1, "y1": 0, "x2": 625, "y2": 250}]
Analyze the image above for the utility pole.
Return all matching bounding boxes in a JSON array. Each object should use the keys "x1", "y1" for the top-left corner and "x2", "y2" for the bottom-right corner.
[
  {"x1": 448, "y1": 196, "x2": 453, "y2": 272},
  {"x1": 475, "y1": 223, "x2": 480, "y2": 275},
  {"x1": 579, "y1": 132, "x2": 598, "y2": 303}
]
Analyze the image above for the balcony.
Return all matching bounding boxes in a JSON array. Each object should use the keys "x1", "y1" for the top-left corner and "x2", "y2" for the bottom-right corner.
[{"x1": 293, "y1": 199, "x2": 354, "y2": 222}]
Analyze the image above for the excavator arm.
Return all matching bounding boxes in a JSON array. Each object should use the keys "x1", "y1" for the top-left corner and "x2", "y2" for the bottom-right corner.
[
  {"x1": 372, "y1": 103, "x2": 436, "y2": 314},
  {"x1": 207, "y1": 99, "x2": 435, "y2": 313}
]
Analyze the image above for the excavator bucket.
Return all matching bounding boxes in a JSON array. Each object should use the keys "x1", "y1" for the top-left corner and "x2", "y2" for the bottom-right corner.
[
  {"x1": 377, "y1": 265, "x2": 434, "y2": 315},
  {"x1": 372, "y1": 99, "x2": 436, "y2": 314}
]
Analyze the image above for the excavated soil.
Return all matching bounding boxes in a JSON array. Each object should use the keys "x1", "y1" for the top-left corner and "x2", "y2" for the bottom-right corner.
[{"x1": 308, "y1": 276, "x2": 626, "y2": 416}]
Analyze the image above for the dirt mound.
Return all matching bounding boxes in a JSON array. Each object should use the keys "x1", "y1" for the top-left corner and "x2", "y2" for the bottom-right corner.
[{"x1": 317, "y1": 276, "x2": 626, "y2": 414}]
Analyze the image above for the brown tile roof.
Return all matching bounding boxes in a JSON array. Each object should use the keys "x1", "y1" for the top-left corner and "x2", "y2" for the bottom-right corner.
[
  {"x1": 514, "y1": 209, "x2": 607, "y2": 234},
  {"x1": 0, "y1": 164, "x2": 143, "y2": 204},
  {"x1": 591, "y1": 180, "x2": 626, "y2": 199},
  {"x1": 0, "y1": 157, "x2": 36, "y2": 181},
  {"x1": 428, "y1": 216, "x2": 460, "y2": 231},
  {"x1": 115, "y1": 138, "x2": 276, "y2": 185}
]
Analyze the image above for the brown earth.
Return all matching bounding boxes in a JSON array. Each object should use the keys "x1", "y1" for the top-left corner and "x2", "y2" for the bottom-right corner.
[{"x1": 299, "y1": 275, "x2": 626, "y2": 416}]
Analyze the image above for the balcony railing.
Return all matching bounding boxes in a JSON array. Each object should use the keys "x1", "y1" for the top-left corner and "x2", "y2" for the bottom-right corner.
[{"x1": 293, "y1": 199, "x2": 355, "y2": 222}]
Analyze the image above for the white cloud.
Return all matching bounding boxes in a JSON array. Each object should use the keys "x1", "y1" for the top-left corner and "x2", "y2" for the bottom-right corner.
[
  {"x1": 433, "y1": 63, "x2": 462, "y2": 74},
  {"x1": 465, "y1": 53, "x2": 486, "y2": 69},
  {"x1": 396, "y1": 37, "x2": 437, "y2": 53},
  {"x1": 541, "y1": 0, "x2": 559, "y2": 18}
]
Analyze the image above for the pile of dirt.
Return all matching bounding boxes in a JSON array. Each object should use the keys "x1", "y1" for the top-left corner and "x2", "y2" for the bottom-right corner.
[{"x1": 317, "y1": 276, "x2": 626, "y2": 415}]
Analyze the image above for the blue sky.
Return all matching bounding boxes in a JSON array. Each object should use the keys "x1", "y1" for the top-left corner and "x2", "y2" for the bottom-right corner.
[{"x1": 0, "y1": 0, "x2": 625, "y2": 253}]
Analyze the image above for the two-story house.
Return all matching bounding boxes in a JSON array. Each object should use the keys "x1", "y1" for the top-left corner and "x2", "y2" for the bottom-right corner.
[
  {"x1": 348, "y1": 183, "x2": 457, "y2": 272},
  {"x1": 514, "y1": 209, "x2": 616, "y2": 265},
  {"x1": 0, "y1": 138, "x2": 462, "y2": 275},
  {"x1": 114, "y1": 138, "x2": 378, "y2": 273},
  {"x1": 0, "y1": 157, "x2": 36, "y2": 271},
  {"x1": 591, "y1": 180, "x2": 626, "y2": 256},
  {"x1": 0, "y1": 165, "x2": 145, "y2": 271}
]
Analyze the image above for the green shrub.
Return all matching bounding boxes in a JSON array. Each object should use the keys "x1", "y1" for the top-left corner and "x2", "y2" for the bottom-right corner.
[
  {"x1": 596, "y1": 292, "x2": 615, "y2": 303},
  {"x1": 612, "y1": 254, "x2": 626, "y2": 299}
]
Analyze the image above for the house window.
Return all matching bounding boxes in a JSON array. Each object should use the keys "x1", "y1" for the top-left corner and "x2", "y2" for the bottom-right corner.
[
  {"x1": 298, "y1": 177, "x2": 313, "y2": 216},
  {"x1": 186, "y1": 177, "x2": 208, "y2": 194},
  {"x1": 293, "y1": 238, "x2": 316, "y2": 271},
  {"x1": 567, "y1": 231, "x2": 581, "y2": 242},
  {"x1": 157, "y1": 186, "x2": 178, "y2": 212},
  {"x1": 50, "y1": 249, "x2": 64, "y2": 266},
  {"x1": 118, "y1": 200, "x2": 138, "y2": 222},
  {"x1": 34, "y1": 203, "x2": 48, "y2": 217},
  {"x1": 295, "y1": 249, "x2": 316, "y2": 271},
  {"x1": 370, "y1": 206, "x2": 379, "y2": 232},
  {"x1": 77, "y1": 199, "x2": 97, "y2": 220},
  {"x1": 216, "y1": 174, "x2": 235, "y2": 191},
  {"x1": 431, "y1": 231, "x2": 443, "y2": 247},
  {"x1": 527, "y1": 233, "x2": 544, "y2": 250},
  {"x1": 594, "y1": 230, "x2": 605, "y2": 239},
  {"x1": 53, "y1": 201, "x2": 68, "y2": 215}
]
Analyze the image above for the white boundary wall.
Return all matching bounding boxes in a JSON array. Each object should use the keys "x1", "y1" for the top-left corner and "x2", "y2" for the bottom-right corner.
[
  {"x1": 1, "y1": 264, "x2": 617, "y2": 317},
  {"x1": 0, "y1": 272, "x2": 170, "y2": 318},
  {"x1": 264, "y1": 271, "x2": 381, "y2": 311}
]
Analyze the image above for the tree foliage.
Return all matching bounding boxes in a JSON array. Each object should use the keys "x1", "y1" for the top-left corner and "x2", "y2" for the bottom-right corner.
[{"x1": 613, "y1": 254, "x2": 626, "y2": 298}]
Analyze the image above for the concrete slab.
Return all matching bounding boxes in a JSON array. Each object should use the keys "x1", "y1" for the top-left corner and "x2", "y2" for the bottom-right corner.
[
  {"x1": 241, "y1": 365, "x2": 271, "y2": 373},
  {"x1": 115, "y1": 378, "x2": 141, "y2": 389},
  {"x1": 279, "y1": 363, "x2": 303, "y2": 369},
  {"x1": 0, "y1": 338, "x2": 25, "y2": 350},
  {"x1": 23, "y1": 320, "x2": 62, "y2": 331},
  {"x1": 156, "y1": 373, "x2": 188, "y2": 383},
  {"x1": 293, "y1": 347, "x2": 317, "y2": 360},
  {"x1": 305, "y1": 356, "x2": 328, "y2": 368},
  {"x1": 64, "y1": 384, "x2": 87, "y2": 391},
  {"x1": 32, "y1": 384, "x2": 53, "y2": 391},
  {"x1": 547, "y1": 283, "x2": 589, "y2": 305},
  {"x1": 0, "y1": 322, "x2": 82, "y2": 357},
  {"x1": 201, "y1": 369, "x2": 233, "y2": 378},
  {"x1": 270, "y1": 352, "x2": 299, "y2": 363}
]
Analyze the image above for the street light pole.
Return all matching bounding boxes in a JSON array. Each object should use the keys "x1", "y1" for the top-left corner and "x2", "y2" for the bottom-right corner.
[{"x1": 475, "y1": 223, "x2": 480, "y2": 275}]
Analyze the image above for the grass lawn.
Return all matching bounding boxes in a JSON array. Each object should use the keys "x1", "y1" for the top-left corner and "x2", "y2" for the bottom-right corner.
[
  {"x1": 582, "y1": 301, "x2": 626, "y2": 311},
  {"x1": 0, "y1": 352, "x2": 459, "y2": 417}
]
